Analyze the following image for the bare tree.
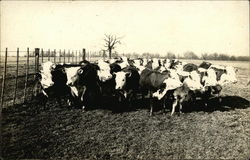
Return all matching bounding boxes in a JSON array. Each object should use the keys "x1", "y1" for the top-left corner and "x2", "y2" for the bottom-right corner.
[{"x1": 104, "y1": 34, "x2": 122, "y2": 59}]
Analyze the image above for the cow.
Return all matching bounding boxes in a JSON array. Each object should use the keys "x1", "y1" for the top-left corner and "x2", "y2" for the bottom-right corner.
[
  {"x1": 199, "y1": 61, "x2": 212, "y2": 69},
  {"x1": 116, "y1": 56, "x2": 130, "y2": 69},
  {"x1": 207, "y1": 65, "x2": 237, "y2": 85},
  {"x1": 169, "y1": 59, "x2": 183, "y2": 70},
  {"x1": 110, "y1": 62, "x2": 122, "y2": 74},
  {"x1": 67, "y1": 62, "x2": 101, "y2": 110},
  {"x1": 139, "y1": 68, "x2": 179, "y2": 116},
  {"x1": 34, "y1": 61, "x2": 73, "y2": 106},
  {"x1": 114, "y1": 66, "x2": 140, "y2": 105},
  {"x1": 183, "y1": 63, "x2": 198, "y2": 72},
  {"x1": 153, "y1": 70, "x2": 205, "y2": 116},
  {"x1": 99, "y1": 62, "x2": 121, "y2": 97},
  {"x1": 96, "y1": 59, "x2": 113, "y2": 82}
]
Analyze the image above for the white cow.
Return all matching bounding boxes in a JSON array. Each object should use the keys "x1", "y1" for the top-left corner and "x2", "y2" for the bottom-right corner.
[{"x1": 97, "y1": 59, "x2": 113, "y2": 82}]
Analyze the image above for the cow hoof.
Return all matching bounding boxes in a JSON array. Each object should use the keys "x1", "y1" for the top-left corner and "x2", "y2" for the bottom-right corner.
[
  {"x1": 82, "y1": 106, "x2": 86, "y2": 111},
  {"x1": 67, "y1": 100, "x2": 72, "y2": 106}
]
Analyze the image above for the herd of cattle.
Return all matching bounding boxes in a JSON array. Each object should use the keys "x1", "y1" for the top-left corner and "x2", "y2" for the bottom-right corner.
[{"x1": 35, "y1": 57, "x2": 238, "y2": 116}]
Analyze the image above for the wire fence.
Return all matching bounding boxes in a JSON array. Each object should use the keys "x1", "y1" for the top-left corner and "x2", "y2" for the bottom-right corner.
[{"x1": 0, "y1": 47, "x2": 105, "y2": 108}]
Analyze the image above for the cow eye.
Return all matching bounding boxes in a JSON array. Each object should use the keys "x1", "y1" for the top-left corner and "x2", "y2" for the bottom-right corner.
[{"x1": 122, "y1": 79, "x2": 125, "y2": 81}]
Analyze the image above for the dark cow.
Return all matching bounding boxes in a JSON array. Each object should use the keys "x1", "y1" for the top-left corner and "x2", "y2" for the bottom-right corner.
[
  {"x1": 199, "y1": 61, "x2": 212, "y2": 69},
  {"x1": 35, "y1": 62, "x2": 72, "y2": 106},
  {"x1": 183, "y1": 63, "x2": 198, "y2": 72},
  {"x1": 114, "y1": 66, "x2": 140, "y2": 104},
  {"x1": 110, "y1": 63, "x2": 122, "y2": 74},
  {"x1": 139, "y1": 68, "x2": 171, "y2": 116},
  {"x1": 169, "y1": 59, "x2": 182, "y2": 69},
  {"x1": 68, "y1": 62, "x2": 101, "y2": 110}
]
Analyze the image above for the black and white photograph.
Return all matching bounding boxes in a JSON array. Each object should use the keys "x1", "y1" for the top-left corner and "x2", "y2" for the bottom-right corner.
[{"x1": 1, "y1": 1, "x2": 249, "y2": 159}]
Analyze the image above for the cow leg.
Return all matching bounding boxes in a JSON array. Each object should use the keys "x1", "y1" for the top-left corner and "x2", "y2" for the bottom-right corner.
[
  {"x1": 149, "y1": 91, "x2": 153, "y2": 116},
  {"x1": 171, "y1": 98, "x2": 178, "y2": 116},
  {"x1": 218, "y1": 93, "x2": 222, "y2": 103},
  {"x1": 162, "y1": 98, "x2": 166, "y2": 114},
  {"x1": 56, "y1": 97, "x2": 62, "y2": 106},
  {"x1": 179, "y1": 103, "x2": 183, "y2": 114},
  {"x1": 150, "y1": 99, "x2": 153, "y2": 116}
]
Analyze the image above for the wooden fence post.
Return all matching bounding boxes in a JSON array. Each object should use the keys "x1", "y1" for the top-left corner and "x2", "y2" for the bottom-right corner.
[
  {"x1": 59, "y1": 49, "x2": 61, "y2": 63},
  {"x1": 13, "y1": 48, "x2": 19, "y2": 105},
  {"x1": 23, "y1": 48, "x2": 29, "y2": 103},
  {"x1": 48, "y1": 49, "x2": 50, "y2": 61},
  {"x1": 35, "y1": 48, "x2": 40, "y2": 73},
  {"x1": 33, "y1": 48, "x2": 40, "y2": 97},
  {"x1": 1, "y1": 48, "x2": 8, "y2": 108},
  {"x1": 82, "y1": 48, "x2": 86, "y2": 61},
  {"x1": 41, "y1": 48, "x2": 44, "y2": 63},
  {"x1": 63, "y1": 49, "x2": 66, "y2": 64},
  {"x1": 68, "y1": 50, "x2": 70, "y2": 63},
  {"x1": 54, "y1": 49, "x2": 56, "y2": 63},
  {"x1": 75, "y1": 51, "x2": 77, "y2": 64}
]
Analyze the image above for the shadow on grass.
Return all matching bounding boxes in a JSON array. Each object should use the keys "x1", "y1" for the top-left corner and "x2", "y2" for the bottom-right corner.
[
  {"x1": 4, "y1": 95, "x2": 249, "y2": 116},
  {"x1": 182, "y1": 96, "x2": 250, "y2": 113}
]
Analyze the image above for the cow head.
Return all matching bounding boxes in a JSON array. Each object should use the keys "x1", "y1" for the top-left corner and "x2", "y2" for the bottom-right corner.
[
  {"x1": 202, "y1": 68, "x2": 217, "y2": 87},
  {"x1": 97, "y1": 69, "x2": 113, "y2": 82},
  {"x1": 218, "y1": 66, "x2": 238, "y2": 85},
  {"x1": 183, "y1": 71, "x2": 204, "y2": 92},
  {"x1": 114, "y1": 71, "x2": 131, "y2": 90},
  {"x1": 97, "y1": 60, "x2": 113, "y2": 82},
  {"x1": 65, "y1": 67, "x2": 81, "y2": 86},
  {"x1": 40, "y1": 61, "x2": 56, "y2": 88}
]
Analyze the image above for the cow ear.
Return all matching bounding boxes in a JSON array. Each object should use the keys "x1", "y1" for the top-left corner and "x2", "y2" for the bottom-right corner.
[
  {"x1": 126, "y1": 72, "x2": 132, "y2": 77},
  {"x1": 78, "y1": 69, "x2": 83, "y2": 74}
]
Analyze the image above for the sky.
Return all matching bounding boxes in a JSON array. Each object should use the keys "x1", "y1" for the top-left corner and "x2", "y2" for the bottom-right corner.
[{"x1": 0, "y1": 1, "x2": 249, "y2": 57}]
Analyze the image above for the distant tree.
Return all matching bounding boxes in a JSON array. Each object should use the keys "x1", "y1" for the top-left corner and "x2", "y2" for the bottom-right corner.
[
  {"x1": 142, "y1": 52, "x2": 150, "y2": 58},
  {"x1": 211, "y1": 53, "x2": 218, "y2": 60},
  {"x1": 112, "y1": 51, "x2": 119, "y2": 57},
  {"x1": 218, "y1": 54, "x2": 230, "y2": 60},
  {"x1": 131, "y1": 52, "x2": 140, "y2": 58},
  {"x1": 183, "y1": 51, "x2": 198, "y2": 59},
  {"x1": 103, "y1": 34, "x2": 122, "y2": 59},
  {"x1": 201, "y1": 53, "x2": 209, "y2": 60},
  {"x1": 230, "y1": 56, "x2": 236, "y2": 61},
  {"x1": 237, "y1": 56, "x2": 250, "y2": 61},
  {"x1": 153, "y1": 53, "x2": 160, "y2": 58},
  {"x1": 165, "y1": 52, "x2": 176, "y2": 59}
]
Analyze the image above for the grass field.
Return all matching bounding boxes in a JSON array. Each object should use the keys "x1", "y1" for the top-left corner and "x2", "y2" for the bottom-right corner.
[{"x1": 2, "y1": 59, "x2": 250, "y2": 159}]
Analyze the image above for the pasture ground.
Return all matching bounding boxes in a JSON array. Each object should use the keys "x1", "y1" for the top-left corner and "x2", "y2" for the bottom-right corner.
[{"x1": 2, "y1": 60, "x2": 250, "y2": 159}]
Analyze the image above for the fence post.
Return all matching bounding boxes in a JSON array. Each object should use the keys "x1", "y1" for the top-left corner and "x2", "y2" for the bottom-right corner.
[
  {"x1": 75, "y1": 51, "x2": 77, "y2": 64},
  {"x1": 63, "y1": 49, "x2": 66, "y2": 64},
  {"x1": 35, "y1": 48, "x2": 40, "y2": 73},
  {"x1": 88, "y1": 51, "x2": 90, "y2": 61},
  {"x1": 1, "y1": 48, "x2": 8, "y2": 108},
  {"x1": 68, "y1": 50, "x2": 70, "y2": 63},
  {"x1": 13, "y1": 48, "x2": 19, "y2": 105},
  {"x1": 23, "y1": 48, "x2": 30, "y2": 103},
  {"x1": 82, "y1": 48, "x2": 86, "y2": 61},
  {"x1": 54, "y1": 49, "x2": 56, "y2": 63},
  {"x1": 59, "y1": 49, "x2": 61, "y2": 63},
  {"x1": 33, "y1": 48, "x2": 40, "y2": 97},
  {"x1": 48, "y1": 49, "x2": 50, "y2": 61},
  {"x1": 41, "y1": 48, "x2": 44, "y2": 63}
]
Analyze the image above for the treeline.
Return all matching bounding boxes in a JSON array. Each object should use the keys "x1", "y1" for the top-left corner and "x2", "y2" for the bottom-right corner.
[{"x1": 124, "y1": 51, "x2": 249, "y2": 61}]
